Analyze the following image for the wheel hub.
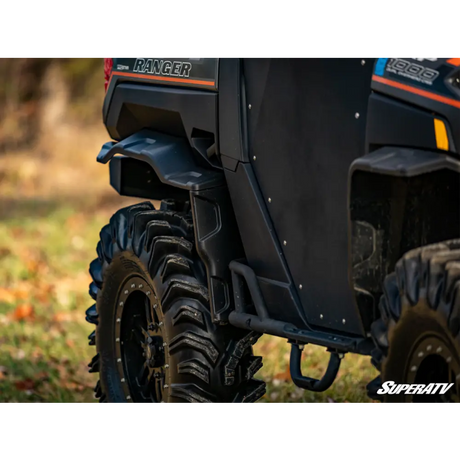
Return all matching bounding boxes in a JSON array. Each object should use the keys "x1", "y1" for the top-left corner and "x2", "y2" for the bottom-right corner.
[
  {"x1": 406, "y1": 334, "x2": 460, "y2": 402},
  {"x1": 115, "y1": 276, "x2": 167, "y2": 402}
]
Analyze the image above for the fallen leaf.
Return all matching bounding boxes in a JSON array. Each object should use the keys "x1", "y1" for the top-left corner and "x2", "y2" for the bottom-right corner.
[
  {"x1": 0, "y1": 288, "x2": 16, "y2": 303},
  {"x1": 52, "y1": 311, "x2": 72, "y2": 323},
  {"x1": 11, "y1": 303, "x2": 34, "y2": 321},
  {"x1": 273, "y1": 365, "x2": 291, "y2": 382},
  {"x1": 14, "y1": 378, "x2": 35, "y2": 391}
]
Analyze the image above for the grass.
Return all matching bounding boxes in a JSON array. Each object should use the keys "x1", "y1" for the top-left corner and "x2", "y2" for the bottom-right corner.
[
  {"x1": 0, "y1": 105, "x2": 378, "y2": 402},
  {"x1": 0, "y1": 197, "x2": 378, "y2": 402}
]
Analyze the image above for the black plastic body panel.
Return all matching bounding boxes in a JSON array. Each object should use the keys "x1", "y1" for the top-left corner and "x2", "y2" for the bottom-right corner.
[
  {"x1": 104, "y1": 83, "x2": 219, "y2": 160},
  {"x1": 366, "y1": 93, "x2": 451, "y2": 153},
  {"x1": 242, "y1": 58, "x2": 375, "y2": 336},
  {"x1": 218, "y1": 59, "x2": 247, "y2": 162},
  {"x1": 224, "y1": 162, "x2": 308, "y2": 328},
  {"x1": 191, "y1": 185, "x2": 246, "y2": 323}
]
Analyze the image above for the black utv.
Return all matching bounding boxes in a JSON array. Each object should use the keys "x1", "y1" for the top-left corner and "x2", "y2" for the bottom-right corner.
[{"x1": 86, "y1": 58, "x2": 460, "y2": 402}]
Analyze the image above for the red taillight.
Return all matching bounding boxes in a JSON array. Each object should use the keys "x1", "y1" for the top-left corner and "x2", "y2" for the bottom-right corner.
[{"x1": 104, "y1": 58, "x2": 114, "y2": 91}]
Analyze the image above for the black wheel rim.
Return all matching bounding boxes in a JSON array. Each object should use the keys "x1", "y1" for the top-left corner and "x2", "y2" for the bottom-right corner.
[
  {"x1": 405, "y1": 334, "x2": 460, "y2": 402},
  {"x1": 115, "y1": 276, "x2": 166, "y2": 402}
]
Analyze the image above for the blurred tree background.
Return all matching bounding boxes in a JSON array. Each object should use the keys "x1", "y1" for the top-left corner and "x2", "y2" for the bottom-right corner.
[{"x1": 0, "y1": 59, "x2": 102, "y2": 153}]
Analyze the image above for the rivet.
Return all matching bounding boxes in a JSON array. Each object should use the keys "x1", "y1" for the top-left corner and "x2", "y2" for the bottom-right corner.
[
  {"x1": 418, "y1": 351, "x2": 424, "y2": 358},
  {"x1": 427, "y1": 345, "x2": 432, "y2": 351},
  {"x1": 121, "y1": 378, "x2": 125, "y2": 383},
  {"x1": 165, "y1": 364, "x2": 169, "y2": 369},
  {"x1": 163, "y1": 342, "x2": 167, "y2": 347},
  {"x1": 126, "y1": 395, "x2": 131, "y2": 400},
  {"x1": 436, "y1": 346, "x2": 442, "y2": 353},
  {"x1": 131, "y1": 284, "x2": 135, "y2": 288},
  {"x1": 139, "y1": 284, "x2": 143, "y2": 288},
  {"x1": 299, "y1": 284, "x2": 303, "y2": 290},
  {"x1": 117, "y1": 318, "x2": 121, "y2": 323},
  {"x1": 446, "y1": 356, "x2": 452, "y2": 363},
  {"x1": 194, "y1": 312, "x2": 198, "y2": 316},
  {"x1": 361, "y1": 59, "x2": 366, "y2": 66},
  {"x1": 164, "y1": 384, "x2": 169, "y2": 388},
  {"x1": 153, "y1": 304, "x2": 157, "y2": 309},
  {"x1": 338, "y1": 353, "x2": 344, "y2": 359},
  {"x1": 158, "y1": 322, "x2": 163, "y2": 326},
  {"x1": 117, "y1": 358, "x2": 121, "y2": 363},
  {"x1": 268, "y1": 197, "x2": 272, "y2": 203},
  {"x1": 355, "y1": 113, "x2": 360, "y2": 119},
  {"x1": 116, "y1": 338, "x2": 120, "y2": 342},
  {"x1": 147, "y1": 291, "x2": 151, "y2": 296},
  {"x1": 119, "y1": 301, "x2": 123, "y2": 306},
  {"x1": 248, "y1": 104, "x2": 252, "y2": 110},
  {"x1": 283, "y1": 241, "x2": 287, "y2": 246},
  {"x1": 342, "y1": 319, "x2": 346, "y2": 324},
  {"x1": 124, "y1": 290, "x2": 128, "y2": 295},
  {"x1": 411, "y1": 365, "x2": 417, "y2": 372},
  {"x1": 253, "y1": 156, "x2": 256, "y2": 161},
  {"x1": 320, "y1": 314, "x2": 324, "y2": 319}
]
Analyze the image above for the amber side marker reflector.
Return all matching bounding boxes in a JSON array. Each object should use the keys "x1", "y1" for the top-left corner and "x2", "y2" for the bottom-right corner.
[{"x1": 434, "y1": 119, "x2": 449, "y2": 151}]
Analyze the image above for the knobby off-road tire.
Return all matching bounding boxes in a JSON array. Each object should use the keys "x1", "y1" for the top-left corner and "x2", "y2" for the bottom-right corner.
[
  {"x1": 86, "y1": 200, "x2": 265, "y2": 402},
  {"x1": 370, "y1": 240, "x2": 460, "y2": 402}
]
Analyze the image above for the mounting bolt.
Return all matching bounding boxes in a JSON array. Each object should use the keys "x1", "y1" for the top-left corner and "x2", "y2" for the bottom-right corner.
[
  {"x1": 117, "y1": 318, "x2": 121, "y2": 323},
  {"x1": 447, "y1": 356, "x2": 452, "y2": 363},
  {"x1": 299, "y1": 284, "x2": 303, "y2": 290},
  {"x1": 153, "y1": 304, "x2": 157, "y2": 309},
  {"x1": 268, "y1": 197, "x2": 272, "y2": 203},
  {"x1": 283, "y1": 240, "x2": 287, "y2": 246},
  {"x1": 139, "y1": 284, "x2": 143, "y2": 288},
  {"x1": 320, "y1": 314, "x2": 324, "y2": 319},
  {"x1": 163, "y1": 342, "x2": 167, "y2": 347},
  {"x1": 338, "y1": 353, "x2": 344, "y2": 359},
  {"x1": 147, "y1": 291, "x2": 151, "y2": 296},
  {"x1": 253, "y1": 156, "x2": 256, "y2": 161},
  {"x1": 121, "y1": 378, "x2": 125, "y2": 383},
  {"x1": 119, "y1": 301, "x2": 124, "y2": 306},
  {"x1": 158, "y1": 322, "x2": 163, "y2": 327},
  {"x1": 298, "y1": 344, "x2": 304, "y2": 350},
  {"x1": 342, "y1": 318, "x2": 346, "y2": 324},
  {"x1": 165, "y1": 364, "x2": 169, "y2": 369},
  {"x1": 164, "y1": 384, "x2": 169, "y2": 389},
  {"x1": 418, "y1": 351, "x2": 424, "y2": 358},
  {"x1": 427, "y1": 345, "x2": 432, "y2": 351},
  {"x1": 124, "y1": 290, "x2": 129, "y2": 295},
  {"x1": 355, "y1": 113, "x2": 360, "y2": 119},
  {"x1": 117, "y1": 358, "x2": 121, "y2": 363},
  {"x1": 248, "y1": 104, "x2": 252, "y2": 110},
  {"x1": 361, "y1": 59, "x2": 365, "y2": 66},
  {"x1": 437, "y1": 346, "x2": 443, "y2": 353},
  {"x1": 411, "y1": 365, "x2": 417, "y2": 372},
  {"x1": 126, "y1": 395, "x2": 131, "y2": 400},
  {"x1": 116, "y1": 338, "x2": 120, "y2": 342}
]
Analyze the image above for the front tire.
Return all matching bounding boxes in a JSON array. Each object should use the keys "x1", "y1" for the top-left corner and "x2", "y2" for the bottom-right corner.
[
  {"x1": 86, "y1": 200, "x2": 265, "y2": 402},
  {"x1": 370, "y1": 240, "x2": 460, "y2": 402}
]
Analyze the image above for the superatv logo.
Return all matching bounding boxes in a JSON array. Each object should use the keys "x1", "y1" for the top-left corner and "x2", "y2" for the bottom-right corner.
[
  {"x1": 133, "y1": 59, "x2": 192, "y2": 78},
  {"x1": 377, "y1": 381, "x2": 454, "y2": 396}
]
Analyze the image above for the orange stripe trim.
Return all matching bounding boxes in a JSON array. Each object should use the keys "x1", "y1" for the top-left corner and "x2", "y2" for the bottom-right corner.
[
  {"x1": 372, "y1": 75, "x2": 460, "y2": 110},
  {"x1": 110, "y1": 71, "x2": 215, "y2": 87},
  {"x1": 447, "y1": 58, "x2": 460, "y2": 67}
]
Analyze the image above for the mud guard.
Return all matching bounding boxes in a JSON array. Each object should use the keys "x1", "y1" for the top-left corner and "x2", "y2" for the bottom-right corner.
[
  {"x1": 349, "y1": 146, "x2": 460, "y2": 330},
  {"x1": 97, "y1": 129, "x2": 224, "y2": 191}
]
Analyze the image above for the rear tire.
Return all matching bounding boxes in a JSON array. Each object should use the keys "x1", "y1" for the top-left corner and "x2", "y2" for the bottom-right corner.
[
  {"x1": 86, "y1": 200, "x2": 265, "y2": 402},
  {"x1": 370, "y1": 240, "x2": 460, "y2": 402}
]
